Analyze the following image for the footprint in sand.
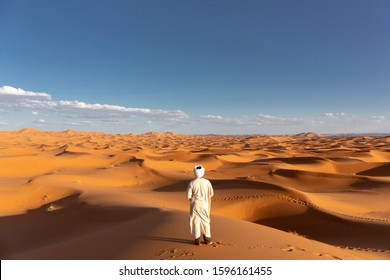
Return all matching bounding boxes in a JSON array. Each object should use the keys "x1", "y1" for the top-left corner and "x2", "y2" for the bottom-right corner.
[
  {"x1": 155, "y1": 248, "x2": 195, "y2": 260},
  {"x1": 281, "y1": 245, "x2": 342, "y2": 259},
  {"x1": 209, "y1": 241, "x2": 234, "y2": 248},
  {"x1": 155, "y1": 250, "x2": 168, "y2": 257},
  {"x1": 312, "y1": 252, "x2": 342, "y2": 260},
  {"x1": 42, "y1": 194, "x2": 52, "y2": 202},
  {"x1": 247, "y1": 244, "x2": 273, "y2": 250},
  {"x1": 155, "y1": 248, "x2": 180, "y2": 256},
  {"x1": 179, "y1": 250, "x2": 195, "y2": 257},
  {"x1": 46, "y1": 203, "x2": 63, "y2": 212},
  {"x1": 281, "y1": 245, "x2": 306, "y2": 252}
]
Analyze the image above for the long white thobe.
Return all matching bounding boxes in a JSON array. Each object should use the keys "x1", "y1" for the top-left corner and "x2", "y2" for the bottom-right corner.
[{"x1": 186, "y1": 178, "x2": 214, "y2": 239}]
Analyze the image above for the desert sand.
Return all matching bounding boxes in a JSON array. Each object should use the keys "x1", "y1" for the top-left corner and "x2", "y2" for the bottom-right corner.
[{"x1": 0, "y1": 129, "x2": 389, "y2": 260}]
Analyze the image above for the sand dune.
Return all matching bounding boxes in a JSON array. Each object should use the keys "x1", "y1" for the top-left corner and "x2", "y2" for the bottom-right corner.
[{"x1": 0, "y1": 129, "x2": 389, "y2": 260}]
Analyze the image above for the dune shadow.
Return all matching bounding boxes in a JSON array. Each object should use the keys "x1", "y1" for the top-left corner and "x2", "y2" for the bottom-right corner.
[
  {"x1": 0, "y1": 193, "x2": 160, "y2": 259},
  {"x1": 255, "y1": 156, "x2": 327, "y2": 165},
  {"x1": 271, "y1": 168, "x2": 347, "y2": 179},
  {"x1": 357, "y1": 163, "x2": 390, "y2": 177},
  {"x1": 351, "y1": 178, "x2": 390, "y2": 190},
  {"x1": 153, "y1": 179, "x2": 285, "y2": 192},
  {"x1": 256, "y1": 207, "x2": 390, "y2": 250},
  {"x1": 327, "y1": 157, "x2": 364, "y2": 163}
]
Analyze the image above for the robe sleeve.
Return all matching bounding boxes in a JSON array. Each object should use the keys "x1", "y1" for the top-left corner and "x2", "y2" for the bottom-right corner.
[
  {"x1": 186, "y1": 182, "x2": 193, "y2": 200},
  {"x1": 209, "y1": 180, "x2": 214, "y2": 198}
]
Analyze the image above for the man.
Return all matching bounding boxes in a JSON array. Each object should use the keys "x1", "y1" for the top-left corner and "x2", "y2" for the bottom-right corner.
[{"x1": 186, "y1": 165, "x2": 214, "y2": 245}]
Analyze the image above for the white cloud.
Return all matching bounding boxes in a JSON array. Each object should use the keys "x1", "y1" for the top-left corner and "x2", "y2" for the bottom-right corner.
[
  {"x1": 34, "y1": 118, "x2": 47, "y2": 125},
  {"x1": 0, "y1": 86, "x2": 52, "y2": 110},
  {"x1": 321, "y1": 112, "x2": 346, "y2": 119},
  {"x1": 0, "y1": 86, "x2": 51, "y2": 102},
  {"x1": 0, "y1": 85, "x2": 51, "y2": 100},
  {"x1": 0, "y1": 85, "x2": 188, "y2": 121},
  {"x1": 194, "y1": 114, "x2": 315, "y2": 132},
  {"x1": 199, "y1": 114, "x2": 224, "y2": 120},
  {"x1": 255, "y1": 114, "x2": 305, "y2": 125},
  {"x1": 197, "y1": 114, "x2": 247, "y2": 126},
  {"x1": 320, "y1": 112, "x2": 385, "y2": 124},
  {"x1": 313, "y1": 113, "x2": 388, "y2": 134},
  {"x1": 0, "y1": 121, "x2": 8, "y2": 126},
  {"x1": 62, "y1": 120, "x2": 94, "y2": 127},
  {"x1": 55, "y1": 100, "x2": 188, "y2": 119},
  {"x1": 367, "y1": 115, "x2": 385, "y2": 123},
  {"x1": 322, "y1": 113, "x2": 334, "y2": 118}
]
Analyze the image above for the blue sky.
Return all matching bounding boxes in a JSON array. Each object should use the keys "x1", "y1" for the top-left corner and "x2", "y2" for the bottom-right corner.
[{"x1": 0, "y1": 0, "x2": 389, "y2": 134}]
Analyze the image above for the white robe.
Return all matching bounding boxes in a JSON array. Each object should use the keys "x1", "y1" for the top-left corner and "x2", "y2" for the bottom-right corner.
[{"x1": 186, "y1": 178, "x2": 214, "y2": 239}]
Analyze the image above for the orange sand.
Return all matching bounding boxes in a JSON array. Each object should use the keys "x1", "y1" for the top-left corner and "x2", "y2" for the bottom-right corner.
[{"x1": 0, "y1": 129, "x2": 389, "y2": 260}]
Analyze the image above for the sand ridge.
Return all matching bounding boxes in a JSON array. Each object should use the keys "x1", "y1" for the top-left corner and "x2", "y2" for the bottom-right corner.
[{"x1": 0, "y1": 129, "x2": 389, "y2": 259}]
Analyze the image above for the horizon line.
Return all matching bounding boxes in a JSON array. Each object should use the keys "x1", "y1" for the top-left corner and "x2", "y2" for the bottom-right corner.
[{"x1": 1, "y1": 128, "x2": 389, "y2": 138}]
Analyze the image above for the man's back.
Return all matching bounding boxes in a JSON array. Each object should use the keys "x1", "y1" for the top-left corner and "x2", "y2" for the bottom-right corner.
[{"x1": 187, "y1": 178, "x2": 213, "y2": 203}]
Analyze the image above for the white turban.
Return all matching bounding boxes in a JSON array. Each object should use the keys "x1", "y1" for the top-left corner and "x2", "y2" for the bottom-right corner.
[{"x1": 194, "y1": 165, "x2": 205, "y2": 178}]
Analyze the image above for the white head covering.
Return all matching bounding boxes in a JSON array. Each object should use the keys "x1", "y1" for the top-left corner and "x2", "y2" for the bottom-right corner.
[{"x1": 194, "y1": 165, "x2": 205, "y2": 179}]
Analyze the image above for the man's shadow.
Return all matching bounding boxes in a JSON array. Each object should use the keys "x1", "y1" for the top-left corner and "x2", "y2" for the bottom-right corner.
[{"x1": 145, "y1": 236, "x2": 194, "y2": 245}]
